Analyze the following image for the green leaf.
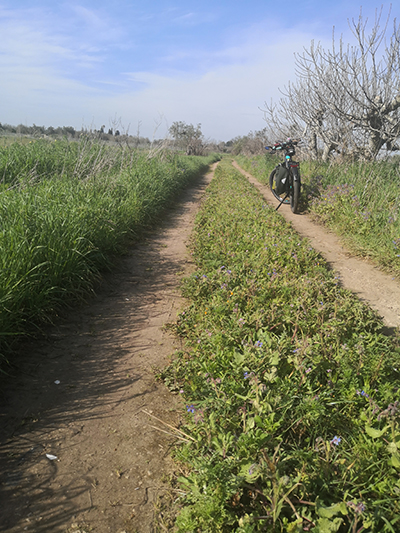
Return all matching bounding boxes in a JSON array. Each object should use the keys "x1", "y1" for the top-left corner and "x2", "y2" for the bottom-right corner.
[
  {"x1": 365, "y1": 424, "x2": 389, "y2": 439},
  {"x1": 247, "y1": 417, "x2": 255, "y2": 429},
  {"x1": 316, "y1": 500, "x2": 347, "y2": 518},
  {"x1": 381, "y1": 516, "x2": 397, "y2": 533},
  {"x1": 254, "y1": 415, "x2": 263, "y2": 426},
  {"x1": 270, "y1": 351, "x2": 280, "y2": 366},
  {"x1": 233, "y1": 351, "x2": 245, "y2": 365},
  {"x1": 388, "y1": 452, "x2": 400, "y2": 469},
  {"x1": 177, "y1": 475, "x2": 192, "y2": 487},
  {"x1": 314, "y1": 517, "x2": 344, "y2": 532}
]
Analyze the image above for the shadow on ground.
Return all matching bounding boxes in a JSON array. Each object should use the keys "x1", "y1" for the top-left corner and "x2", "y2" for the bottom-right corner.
[{"x1": 0, "y1": 168, "x2": 215, "y2": 533}]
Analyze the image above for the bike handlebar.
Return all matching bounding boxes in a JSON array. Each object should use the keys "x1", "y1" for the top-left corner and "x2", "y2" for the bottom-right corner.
[{"x1": 265, "y1": 139, "x2": 300, "y2": 151}]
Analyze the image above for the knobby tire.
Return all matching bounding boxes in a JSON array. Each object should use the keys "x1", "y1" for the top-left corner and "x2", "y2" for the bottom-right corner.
[{"x1": 290, "y1": 179, "x2": 300, "y2": 213}]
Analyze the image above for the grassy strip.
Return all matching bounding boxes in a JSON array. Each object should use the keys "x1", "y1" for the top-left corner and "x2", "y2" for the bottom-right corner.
[
  {"x1": 235, "y1": 155, "x2": 400, "y2": 278},
  {"x1": 0, "y1": 139, "x2": 219, "y2": 366},
  {"x1": 0, "y1": 137, "x2": 132, "y2": 186},
  {"x1": 160, "y1": 160, "x2": 400, "y2": 532}
]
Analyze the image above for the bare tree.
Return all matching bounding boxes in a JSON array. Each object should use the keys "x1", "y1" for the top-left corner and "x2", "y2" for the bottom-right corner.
[
  {"x1": 264, "y1": 6, "x2": 400, "y2": 160},
  {"x1": 228, "y1": 128, "x2": 271, "y2": 155}
]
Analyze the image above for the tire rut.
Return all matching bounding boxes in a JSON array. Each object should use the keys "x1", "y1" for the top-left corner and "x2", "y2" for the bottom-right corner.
[
  {"x1": 233, "y1": 160, "x2": 400, "y2": 331},
  {"x1": 0, "y1": 164, "x2": 216, "y2": 533}
]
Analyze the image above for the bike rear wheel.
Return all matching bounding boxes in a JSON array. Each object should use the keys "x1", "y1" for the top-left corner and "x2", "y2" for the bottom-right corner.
[{"x1": 269, "y1": 168, "x2": 289, "y2": 204}]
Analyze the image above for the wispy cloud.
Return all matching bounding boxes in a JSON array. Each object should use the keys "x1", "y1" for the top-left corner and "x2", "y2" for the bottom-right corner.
[
  {"x1": 100, "y1": 24, "x2": 327, "y2": 140},
  {"x1": 0, "y1": 0, "x2": 388, "y2": 138},
  {"x1": 172, "y1": 10, "x2": 218, "y2": 26},
  {"x1": 0, "y1": 7, "x2": 324, "y2": 138}
]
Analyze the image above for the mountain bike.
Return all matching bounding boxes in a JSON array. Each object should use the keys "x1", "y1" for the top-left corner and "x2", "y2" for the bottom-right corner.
[{"x1": 265, "y1": 139, "x2": 301, "y2": 213}]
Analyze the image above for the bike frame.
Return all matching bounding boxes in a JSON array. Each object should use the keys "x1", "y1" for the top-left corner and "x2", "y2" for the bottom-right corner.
[
  {"x1": 266, "y1": 140, "x2": 301, "y2": 212},
  {"x1": 278, "y1": 151, "x2": 300, "y2": 210}
]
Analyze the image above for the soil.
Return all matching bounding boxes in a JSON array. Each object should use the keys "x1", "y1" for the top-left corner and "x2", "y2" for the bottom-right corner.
[{"x1": 1, "y1": 160, "x2": 400, "y2": 533}]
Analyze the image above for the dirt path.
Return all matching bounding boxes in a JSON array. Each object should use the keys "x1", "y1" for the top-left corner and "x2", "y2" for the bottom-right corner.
[
  {"x1": 0, "y1": 165, "x2": 216, "y2": 533},
  {"x1": 233, "y1": 161, "x2": 400, "y2": 331},
  {"x1": 2, "y1": 159, "x2": 400, "y2": 533}
]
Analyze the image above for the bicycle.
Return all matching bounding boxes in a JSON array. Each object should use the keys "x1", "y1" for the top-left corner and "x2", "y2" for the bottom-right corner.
[{"x1": 265, "y1": 139, "x2": 301, "y2": 214}]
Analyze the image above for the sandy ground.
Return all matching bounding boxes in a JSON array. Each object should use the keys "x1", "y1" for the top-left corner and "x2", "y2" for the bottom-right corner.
[{"x1": 1, "y1": 160, "x2": 400, "y2": 533}]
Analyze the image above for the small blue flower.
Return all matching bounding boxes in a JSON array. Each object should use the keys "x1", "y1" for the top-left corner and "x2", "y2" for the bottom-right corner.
[
  {"x1": 330, "y1": 436, "x2": 341, "y2": 446},
  {"x1": 186, "y1": 404, "x2": 195, "y2": 413},
  {"x1": 244, "y1": 372, "x2": 249, "y2": 379},
  {"x1": 248, "y1": 465, "x2": 256, "y2": 475},
  {"x1": 357, "y1": 502, "x2": 366, "y2": 513},
  {"x1": 255, "y1": 341, "x2": 263, "y2": 348}
]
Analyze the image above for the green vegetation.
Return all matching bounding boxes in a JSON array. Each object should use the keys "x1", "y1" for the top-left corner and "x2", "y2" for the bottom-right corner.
[
  {"x1": 160, "y1": 160, "x2": 400, "y2": 532},
  {"x1": 0, "y1": 138, "x2": 219, "y2": 367},
  {"x1": 235, "y1": 154, "x2": 400, "y2": 278}
]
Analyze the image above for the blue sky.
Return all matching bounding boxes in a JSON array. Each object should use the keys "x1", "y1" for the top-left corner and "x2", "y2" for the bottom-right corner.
[{"x1": 0, "y1": 1, "x2": 394, "y2": 141}]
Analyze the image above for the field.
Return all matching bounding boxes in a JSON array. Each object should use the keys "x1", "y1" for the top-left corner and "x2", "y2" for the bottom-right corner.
[
  {"x1": 0, "y1": 137, "x2": 219, "y2": 367},
  {"x1": 1, "y1": 139, "x2": 400, "y2": 532},
  {"x1": 160, "y1": 160, "x2": 400, "y2": 532}
]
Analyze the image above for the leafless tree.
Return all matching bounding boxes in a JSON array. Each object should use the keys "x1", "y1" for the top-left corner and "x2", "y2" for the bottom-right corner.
[
  {"x1": 228, "y1": 128, "x2": 271, "y2": 155},
  {"x1": 264, "y1": 6, "x2": 400, "y2": 161}
]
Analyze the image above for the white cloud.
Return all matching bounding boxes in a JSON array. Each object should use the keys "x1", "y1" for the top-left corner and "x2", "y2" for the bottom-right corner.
[
  {"x1": 0, "y1": 5, "x2": 332, "y2": 139},
  {"x1": 171, "y1": 10, "x2": 218, "y2": 26},
  {"x1": 91, "y1": 26, "x2": 328, "y2": 140}
]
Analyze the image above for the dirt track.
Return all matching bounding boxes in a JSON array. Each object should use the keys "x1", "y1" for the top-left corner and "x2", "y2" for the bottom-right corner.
[
  {"x1": 233, "y1": 161, "x2": 400, "y2": 331},
  {"x1": 1, "y1": 160, "x2": 400, "y2": 533},
  {"x1": 0, "y1": 165, "x2": 216, "y2": 533}
]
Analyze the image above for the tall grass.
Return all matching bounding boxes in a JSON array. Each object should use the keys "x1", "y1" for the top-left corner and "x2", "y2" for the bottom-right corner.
[
  {"x1": 0, "y1": 138, "x2": 219, "y2": 366},
  {"x1": 0, "y1": 137, "x2": 125, "y2": 186},
  {"x1": 235, "y1": 155, "x2": 400, "y2": 277},
  {"x1": 160, "y1": 160, "x2": 400, "y2": 532}
]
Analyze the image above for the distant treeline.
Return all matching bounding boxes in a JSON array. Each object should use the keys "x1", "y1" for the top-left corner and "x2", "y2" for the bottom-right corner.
[
  {"x1": 0, "y1": 121, "x2": 273, "y2": 155},
  {"x1": 0, "y1": 122, "x2": 153, "y2": 146}
]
